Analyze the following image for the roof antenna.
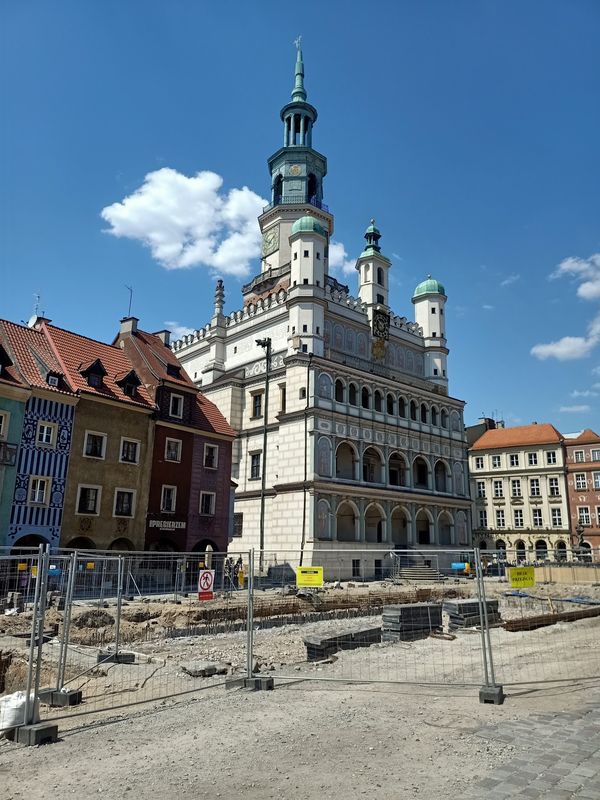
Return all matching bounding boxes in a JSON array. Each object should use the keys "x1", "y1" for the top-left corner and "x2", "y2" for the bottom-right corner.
[
  {"x1": 33, "y1": 293, "x2": 41, "y2": 316},
  {"x1": 125, "y1": 285, "x2": 133, "y2": 317}
]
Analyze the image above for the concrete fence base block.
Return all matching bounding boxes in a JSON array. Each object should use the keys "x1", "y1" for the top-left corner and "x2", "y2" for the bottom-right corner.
[
  {"x1": 38, "y1": 688, "x2": 83, "y2": 707},
  {"x1": 244, "y1": 676, "x2": 274, "y2": 691},
  {"x1": 479, "y1": 684, "x2": 505, "y2": 705},
  {"x1": 225, "y1": 677, "x2": 247, "y2": 690},
  {"x1": 97, "y1": 651, "x2": 136, "y2": 664},
  {"x1": 6, "y1": 722, "x2": 58, "y2": 746}
]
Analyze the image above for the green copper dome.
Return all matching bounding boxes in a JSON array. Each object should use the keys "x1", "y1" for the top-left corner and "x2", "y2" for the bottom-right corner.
[
  {"x1": 413, "y1": 276, "x2": 446, "y2": 298},
  {"x1": 291, "y1": 215, "x2": 327, "y2": 237}
]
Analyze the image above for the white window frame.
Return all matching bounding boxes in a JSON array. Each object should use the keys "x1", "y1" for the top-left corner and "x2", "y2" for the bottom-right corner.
[
  {"x1": 199, "y1": 491, "x2": 216, "y2": 516},
  {"x1": 514, "y1": 509, "x2": 524, "y2": 528},
  {"x1": 574, "y1": 450, "x2": 585, "y2": 463},
  {"x1": 478, "y1": 509, "x2": 487, "y2": 528},
  {"x1": 29, "y1": 476, "x2": 50, "y2": 506},
  {"x1": 160, "y1": 485, "x2": 177, "y2": 513},
  {"x1": 575, "y1": 473, "x2": 587, "y2": 491},
  {"x1": 529, "y1": 478, "x2": 540, "y2": 497},
  {"x1": 474, "y1": 456, "x2": 484, "y2": 470},
  {"x1": 509, "y1": 454, "x2": 519, "y2": 467},
  {"x1": 0, "y1": 410, "x2": 10, "y2": 440},
  {"x1": 165, "y1": 437, "x2": 182, "y2": 463},
  {"x1": 493, "y1": 479, "x2": 503, "y2": 498},
  {"x1": 578, "y1": 506, "x2": 591, "y2": 526},
  {"x1": 75, "y1": 484, "x2": 102, "y2": 516},
  {"x1": 169, "y1": 393, "x2": 184, "y2": 419},
  {"x1": 551, "y1": 508, "x2": 562, "y2": 527},
  {"x1": 113, "y1": 488, "x2": 136, "y2": 518},
  {"x1": 548, "y1": 477, "x2": 560, "y2": 496},
  {"x1": 119, "y1": 437, "x2": 140, "y2": 465},
  {"x1": 528, "y1": 452, "x2": 538, "y2": 466},
  {"x1": 476, "y1": 480, "x2": 486, "y2": 498},
  {"x1": 203, "y1": 443, "x2": 219, "y2": 470},
  {"x1": 250, "y1": 452, "x2": 261, "y2": 480},
  {"x1": 36, "y1": 420, "x2": 57, "y2": 448},
  {"x1": 495, "y1": 509, "x2": 505, "y2": 529},
  {"x1": 83, "y1": 430, "x2": 107, "y2": 460},
  {"x1": 592, "y1": 449, "x2": 600, "y2": 462},
  {"x1": 532, "y1": 508, "x2": 543, "y2": 528},
  {"x1": 593, "y1": 472, "x2": 600, "y2": 490},
  {"x1": 491, "y1": 455, "x2": 501, "y2": 469},
  {"x1": 546, "y1": 451, "x2": 557, "y2": 465},
  {"x1": 511, "y1": 479, "x2": 522, "y2": 498},
  {"x1": 250, "y1": 391, "x2": 264, "y2": 419}
]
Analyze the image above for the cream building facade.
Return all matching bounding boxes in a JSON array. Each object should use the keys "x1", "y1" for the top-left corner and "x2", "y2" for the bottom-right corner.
[
  {"x1": 172, "y1": 46, "x2": 471, "y2": 575},
  {"x1": 469, "y1": 423, "x2": 571, "y2": 561}
]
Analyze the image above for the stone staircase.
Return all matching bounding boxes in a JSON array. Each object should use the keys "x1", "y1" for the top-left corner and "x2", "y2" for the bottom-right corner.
[{"x1": 392, "y1": 564, "x2": 446, "y2": 583}]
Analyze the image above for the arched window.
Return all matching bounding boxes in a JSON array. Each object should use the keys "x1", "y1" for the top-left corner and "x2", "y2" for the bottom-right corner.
[
  {"x1": 363, "y1": 447, "x2": 384, "y2": 483},
  {"x1": 376, "y1": 267, "x2": 384, "y2": 286},
  {"x1": 441, "y1": 409, "x2": 449, "y2": 428},
  {"x1": 335, "y1": 379, "x2": 345, "y2": 403},
  {"x1": 431, "y1": 406, "x2": 438, "y2": 426},
  {"x1": 348, "y1": 383, "x2": 358, "y2": 406},
  {"x1": 374, "y1": 390, "x2": 383, "y2": 412},
  {"x1": 398, "y1": 397, "x2": 406, "y2": 417},
  {"x1": 420, "y1": 403, "x2": 428, "y2": 423},
  {"x1": 535, "y1": 540, "x2": 548, "y2": 561},
  {"x1": 515, "y1": 540, "x2": 526, "y2": 562},
  {"x1": 307, "y1": 173, "x2": 318, "y2": 202},
  {"x1": 410, "y1": 400, "x2": 417, "y2": 421},
  {"x1": 273, "y1": 174, "x2": 283, "y2": 205},
  {"x1": 361, "y1": 387, "x2": 371, "y2": 409},
  {"x1": 413, "y1": 457, "x2": 429, "y2": 490},
  {"x1": 555, "y1": 541, "x2": 567, "y2": 561},
  {"x1": 386, "y1": 393, "x2": 395, "y2": 415}
]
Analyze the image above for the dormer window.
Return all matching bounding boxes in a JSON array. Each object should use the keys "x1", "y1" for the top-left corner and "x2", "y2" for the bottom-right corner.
[
  {"x1": 47, "y1": 373, "x2": 60, "y2": 387},
  {"x1": 88, "y1": 373, "x2": 102, "y2": 388},
  {"x1": 79, "y1": 358, "x2": 107, "y2": 389},
  {"x1": 0, "y1": 345, "x2": 13, "y2": 378},
  {"x1": 170, "y1": 393, "x2": 184, "y2": 418},
  {"x1": 115, "y1": 369, "x2": 142, "y2": 398},
  {"x1": 166, "y1": 364, "x2": 181, "y2": 378}
]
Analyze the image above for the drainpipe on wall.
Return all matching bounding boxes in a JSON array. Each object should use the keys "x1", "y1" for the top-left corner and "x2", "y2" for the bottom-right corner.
[
  {"x1": 256, "y1": 337, "x2": 271, "y2": 574},
  {"x1": 299, "y1": 352, "x2": 313, "y2": 566}
]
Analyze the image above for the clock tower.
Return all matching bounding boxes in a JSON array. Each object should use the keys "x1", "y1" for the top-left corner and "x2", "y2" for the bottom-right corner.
[{"x1": 256, "y1": 39, "x2": 333, "y2": 278}]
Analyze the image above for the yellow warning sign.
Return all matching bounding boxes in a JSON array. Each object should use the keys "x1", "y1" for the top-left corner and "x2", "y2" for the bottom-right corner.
[
  {"x1": 296, "y1": 566, "x2": 324, "y2": 587},
  {"x1": 17, "y1": 562, "x2": 27, "y2": 571},
  {"x1": 508, "y1": 566, "x2": 536, "y2": 588},
  {"x1": 31, "y1": 566, "x2": 38, "y2": 578},
  {"x1": 86, "y1": 562, "x2": 95, "y2": 570}
]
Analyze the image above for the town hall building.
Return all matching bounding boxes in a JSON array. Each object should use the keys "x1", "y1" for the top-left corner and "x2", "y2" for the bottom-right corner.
[{"x1": 171, "y1": 44, "x2": 471, "y2": 575}]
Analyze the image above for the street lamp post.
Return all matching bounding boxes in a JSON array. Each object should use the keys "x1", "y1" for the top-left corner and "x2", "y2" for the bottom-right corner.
[{"x1": 255, "y1": 337, "x2": 271, "y2": 574}]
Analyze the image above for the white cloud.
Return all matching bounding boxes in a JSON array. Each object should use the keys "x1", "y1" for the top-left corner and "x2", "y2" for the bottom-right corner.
[
  {"x1": 592, "y1": 366, "x2": 600, "y2": 376},
  {"x1": 500, "y1": 273, "x2": 520, "y2": 287},
  {"x1": 570, "y1": 389, "x2": 598, "y2": 398},
  {"x1": 164, "y1": 320, "x2": 195, "y2": 339},
  {"x1": 392, "y1": 252, "x2": 402, "y2": 261},
  {"x1": 482, "y1": 304, "x2": 494, "y2": 311},
  {"x1": 101, "y1": 168, "x2": 267, "y2": 277},
  {"x1": 531, "y1": 312, "x2": 600, "y2": 361},
  {"x1": 550, "y1": 253, "x2": 600, "y2": 299},
  {"x1": 559, "y1": 404, "x2": 591, "y2": 413},
  {"x1": 329, "y1": 240, "x2": 356, "y2": 276}
]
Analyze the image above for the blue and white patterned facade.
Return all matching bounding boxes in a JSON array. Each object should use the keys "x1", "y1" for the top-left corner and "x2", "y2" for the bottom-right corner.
[{"x1": 8, "y1": 396, "x2": 74, "y2": 546}]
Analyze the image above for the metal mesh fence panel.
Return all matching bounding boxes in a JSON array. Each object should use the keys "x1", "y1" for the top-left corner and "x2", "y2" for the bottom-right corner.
[
  {"x1": 248, "y1": 548, "x2": 489, "y2": 687},
  {"x1": 29, "y1": 550, "x2": 250, "y2": 722}
]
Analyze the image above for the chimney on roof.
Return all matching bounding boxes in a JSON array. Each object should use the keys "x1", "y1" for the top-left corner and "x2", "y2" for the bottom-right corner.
[
  {"x1": 120, "y1": 316, "x2": 138, "y2": 336},
  {"x1": 27, "y1": 315, "x2": 52, "y2": 330},
  {"x1": 154, "y1": 329, "x2": 171, "y2": 347}
]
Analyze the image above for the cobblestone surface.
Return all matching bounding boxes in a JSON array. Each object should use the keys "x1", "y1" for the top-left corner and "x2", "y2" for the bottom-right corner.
[{"x1": 465, "y1": 696, "x2": 600, "y2": 799}]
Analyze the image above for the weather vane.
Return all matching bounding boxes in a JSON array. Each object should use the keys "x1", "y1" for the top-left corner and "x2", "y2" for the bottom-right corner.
[{"x1": 294, "y1": 35, "x2": 302, "y2": 50}]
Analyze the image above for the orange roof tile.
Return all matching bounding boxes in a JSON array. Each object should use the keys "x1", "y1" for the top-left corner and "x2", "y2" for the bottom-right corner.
[
  {"x1": 470, "y1": 423, "x2": 563, "y2": 451},
  {"x1": 568, "y1": 428, "x2": 600, "y2": 446},
  {"x1": 42, "y1": 323, "x2": 154, "y2": 409},
  {"x1": 192, "y1": 393, "x2": 236, "y2": 438},
  {"x1": 123, "y1": 329, "x2": 195, "y2": 390},
  {"x1": 0, "y1": 319, "x2": 74, "y2": 395}
]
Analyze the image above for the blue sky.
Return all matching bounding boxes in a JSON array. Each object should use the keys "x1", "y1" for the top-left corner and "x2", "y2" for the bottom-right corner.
[{"x1": 2, "y1": 1, "x2": 599, "y2": 430}]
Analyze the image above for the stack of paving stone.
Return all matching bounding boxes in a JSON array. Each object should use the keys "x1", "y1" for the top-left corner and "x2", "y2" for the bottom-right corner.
[
  {"x1": 443, "y1": 598, "x2": 501, "y2": 629},
  {"x1": 304, "y1": 625, "x2": 381, "y2": 661},
  {"x1": 381, "y1": 602, "x2": 442, "y2": 642}
]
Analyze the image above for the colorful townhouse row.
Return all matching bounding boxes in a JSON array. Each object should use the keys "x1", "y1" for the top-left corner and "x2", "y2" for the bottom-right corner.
[{"x1": 0, "y1": 315, "x2": 235, "y2": 553}]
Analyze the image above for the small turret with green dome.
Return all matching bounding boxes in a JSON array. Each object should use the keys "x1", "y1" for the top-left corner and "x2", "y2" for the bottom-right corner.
[
  {"x1": 413, "y1": 275, "x2": 446, "y2": 299},
  {"x1": 291, "y1": 214, "x2": 327, "y2": 238}
]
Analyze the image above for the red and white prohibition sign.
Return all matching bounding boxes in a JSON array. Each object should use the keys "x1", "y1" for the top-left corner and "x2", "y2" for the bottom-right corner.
[{"x1": 198, "y1": 569, "x2": 215, "y2": 601}]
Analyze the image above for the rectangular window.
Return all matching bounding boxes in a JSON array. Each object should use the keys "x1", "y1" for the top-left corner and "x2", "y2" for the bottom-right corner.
[
  {"x1": 532, "y1": 509, "x2": 543, "y2": 527},
  {"x1": 597, "y1": 507, "x2": 600, "y2": 525},
  {"x1": 351, "y1": 559, "x2": 361, "y2": 578},
  {"x1": 549, "y1": 477, "x2": 560, "y2": 496},
  {"x1": 165, "y1": 438, "x2": 182, "y2": 462},
  {"x1": 495, "y1": 509, "x2": 505, "y2": 528},
  {"x1": 478, "y1": 509, "x2": 487, "y2": 528},
  {"x1": 593, "y1": 472, "x2": 600, "y2": 490},
  {"x1": 579, "y1": 506, "x2": 591, "y2": 525},
  {"x1": 84, "y1": 431, "x2": 107, "y2": 459},
  {"x1": 199, "y1": 491, "x2": 215, "y2": 516},
  {"x1": 575, "y1": 473, "x2": 587, "y2": 490},
  {"x1": 120, "y1": 438, "x2": 140, "y2": 464},
  {"x1": 0, "y1": 411, "x2": 9, "y2": 440},
  {"x1": 492, "y1": 455, "x2": 501, "y2": 469},
  {"x1": 114, "y1": 489, "x2": 135, "y2": 518},
  {"x1": 574, "y1": 450, "x2": 585, "y2": 463},
  {"x1": 514, "y1": 509, "x2": 524, "y2": 528},
  {"x1": 170, "y1": 394, "x2": 184, "y2": 419},
  {"x1": 160, "y1": 485, "x2": 177, "y2": 513},
  {"x1": 37, "y1": 421, "x2": 57, "y2": 448},
  {"x1": 204, "y1": 443, "x2": 219, "y2": 469},
  {"x1": 476, "y1": 480, "x2": 486, "y2": 498},
  {"x1": 250, "y1": 452, "x2": 261, "y2": 480},
  {"x1": 493, "y1": 479, "x2": 503, "y2": 498},
  {"x1": 552, "y1": 508, "x2": 562, "y2": 527},
  {"x1": 77, "y1": 485, "x2": 101, "y2": 515},
  {"x1": 474, "y1": 456, "x2": 484, "y2": 470},
  {"x1": 509, "y1": 454, "x2": 519, "y2": 467},
  {"x1": 528, "y1": 452, "x2": 538, "y2": 466},
  {"x1": 546, "y1": 451, "x2": 557, "y2": 465},
  {"x1": 29, "y1": 477, "x2": 49, "y2": 505},
  {"x1": 251, "y1": 392, "x2": 263, "y2": 419},
  {"x1": 232, "y1": 512, "x2": 243, "y2": 537},
  {"x1": 303, "y1": 250, "x2": 309, "y2": 258},
  {"x1": 529, "y1": 478, "x2": 540, "y2": 497},
  {"x1": 592, "y1": 449, "x2": 600, "y2": 462},
  {"x1": 511, "y1": 479, "x2": 522, "y2": 498},
  {"x1": 279, "y1": 384, "x2": 287, "y2": 414}
]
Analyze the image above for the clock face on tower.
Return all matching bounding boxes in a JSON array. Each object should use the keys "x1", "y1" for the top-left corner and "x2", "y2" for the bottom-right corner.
[
  {"x1": 372, "y1": 309, "x2": 390, "y2": 340},
  {"x1": 262, "y1": 228, "x2": 280, "y2": 256},
  {"x1": 289, "y1": 164, "x2": 302, "y2": 176}
]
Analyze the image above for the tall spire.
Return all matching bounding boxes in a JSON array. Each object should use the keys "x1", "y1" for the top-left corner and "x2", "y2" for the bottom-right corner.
[{"x1": 291, "y1": 36, "x2": 307, "y2": 102}]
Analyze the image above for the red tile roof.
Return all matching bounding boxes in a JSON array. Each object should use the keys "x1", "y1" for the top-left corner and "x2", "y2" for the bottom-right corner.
[
  {"x1": 470, "y1": 423, "x2": 563, "y2": 451},
  {"x1": 567, "y1": 428, "x2": 600, "y2": 446},
  {"x1": 120, "y1": 329, "x2": 195, "y2": 390},
  {"x1": 42, "y1": 323, "x2": 154, "y2": 409},
  {"x1": 0, "y1": 319, "x2": 74, "y2": 395},
  {"x1": 192, "y1": 393, "x2": 236, "y2": 438}
]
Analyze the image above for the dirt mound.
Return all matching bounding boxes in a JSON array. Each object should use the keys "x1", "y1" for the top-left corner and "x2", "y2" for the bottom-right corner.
[
  {"x1": 73, "y1": 609, "x2": 114, "y2": 629},
  {"x1": 122, "y1": 608, "x2": 162, "y2": 623}
]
